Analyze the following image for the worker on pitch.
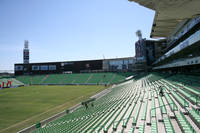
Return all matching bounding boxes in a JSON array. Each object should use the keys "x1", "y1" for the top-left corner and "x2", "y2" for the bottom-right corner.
[{"x1": 159, "y1": 86, "x2": 164, "y2": 96}]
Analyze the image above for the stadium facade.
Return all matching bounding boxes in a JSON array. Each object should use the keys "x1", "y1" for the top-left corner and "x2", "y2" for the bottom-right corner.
[
  {"x1": 131, "y1": 0, "x2": 200, "y2": 73},
  {"x1": 152, "y1": 16, "x2": 200, "y2": 73},
  {"x1": 15, "y1": 57, "x2": 135, "y2": 76}
]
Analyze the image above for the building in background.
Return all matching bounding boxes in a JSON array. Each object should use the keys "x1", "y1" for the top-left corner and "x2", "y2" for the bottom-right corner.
[
  {"x1": 15, "y1": 39, "x2": 137, "y2": 76},
  {"x1": 135, "y1": 39, "x2": 146, "y2": 61},
  {"x1": 134, "y1": 38, "x2": 167, "y2": 71},
  {"x1": 15, "y1": 57, "x2": 136, "y2": 76},
  {"x1": 130, "y1": 0, "x2": 200, "y2": 73},
  {"x1": 103, "y1": 57, "x2": 135, "y2": 72}
]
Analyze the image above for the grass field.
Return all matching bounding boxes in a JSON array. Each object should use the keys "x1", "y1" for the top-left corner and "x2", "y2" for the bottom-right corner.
[{"x1": 0, "y1": 85, "x2": 107, "y2": 133}]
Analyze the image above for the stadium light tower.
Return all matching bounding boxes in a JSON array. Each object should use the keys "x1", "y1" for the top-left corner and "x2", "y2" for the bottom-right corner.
[
  {"x1": 23, "y1": 40, "x2": 30, "y2": 64},
  {"x1": 136, "y1": 30, "x2": 142, "y2": 40}
]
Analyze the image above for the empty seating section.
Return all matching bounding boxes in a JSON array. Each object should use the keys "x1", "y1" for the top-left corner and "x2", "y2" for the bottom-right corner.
[
  {"x1": 151, "y1": 88, "x2": 156, "y2": 117},
  {"x1": 132, "y1": 93, "x2": 144, "y2": 125},
  {"x1": 122, "y1": 95, "x2": 138, "y2": 128},
  {"x1": 16, "y1": 76, "x2": 31, "y2": 85},
  {"x1": 162, "y1": 79, "x2": 200, "y2": 105},
  {"x1": 73, "y1": 73, "x2": 91, "y2": 83},
  {"x1": 32, "y1": 75, "x2": 46, "y2": 84},
  {"x1": 162, "y1": 77, "x2": 200, "y2": 105},
  {"x1": 110, "y1": 74, "x2": 125, "y2": 84},
  {"x1": 168, "y1": 74, "x2": 200, "y2": 89},
  {"x1": 138, "y1": 123, "x2": 145, "y2": 133},
  {"x1": 43, "y1": 74, "x2": 66, "y2": 84},
  {"x1": 188, "y1": 107, "x2": 200, "y2": 127},
  {"x1": 146, "y1": 73, "x2": 164, "y2": 82},
  {"x1": 141, "y1": 95, "x2": 148, "y2": 120},
  {"x1": 175, "y1": 86, "x2": 199, "y2": 104},
  {"x1": 87, "y1": 73, "x2": 105, "y2": 84},
  {"x1": 171, "y1": 90, "x2": 189, "y2": 108},
  {"x1": 16, "y1": 72, "x2": 133, "y2": 85},
  {"x1": 151, "y1": 120, "x2": 158, "y2": 133},
  {"x1": 31, "y1": 73, "x2": 200, "y2": 133},
  {"x1": 128, "y1": 127, "x2": 135, "y2": 133},
  {"x1": 100, "y1": 73, "x2": 113, "y2": 84},
  {"x1": 59, "y1": 74, "x2": 75, "y2": 84},
  {"x1": 183, "y1": 85, "x2": 200, "y2": 96},
  {"x1": 164, "y1": 92, "x2": 178, "y2": 111},
  {"x1": 176, "y1": 112, "x2": 195, "y2": 133},
  {"x1": 163, "y1": 116, "x2": 175, "y2": 133},
  {"x1": 158, "y1": 95, "x2": 167, "y2": 114}
]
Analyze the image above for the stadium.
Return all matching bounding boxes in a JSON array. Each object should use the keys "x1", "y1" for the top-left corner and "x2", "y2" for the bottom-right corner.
[{"x1": 0, "y1": 0, "x2": 200, "y2": 133}]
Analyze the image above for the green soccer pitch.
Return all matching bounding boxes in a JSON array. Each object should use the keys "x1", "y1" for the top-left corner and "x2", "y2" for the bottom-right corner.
[{"x1": 0, "y1": 85, "x2": 107, "y2": 133}]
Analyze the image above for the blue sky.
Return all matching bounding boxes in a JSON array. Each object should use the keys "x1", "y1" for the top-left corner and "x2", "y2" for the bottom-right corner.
[{"x1": 0, "y1": 0, "x2": 154, "y2": 70}]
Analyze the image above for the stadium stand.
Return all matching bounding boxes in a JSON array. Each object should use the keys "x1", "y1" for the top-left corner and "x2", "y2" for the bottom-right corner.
[
  {"x1": 42, "y1": 74, "x2": 68, "y2": 84},
  {"x1": 0, "y1": 77, "x2": 24, "y2": 87},
  {"x1": 16, "y1": 72, "x2": 134, "y2": 85},
  {"x1": 15, "y1": 75, "x2": 31, "y2": 85},
  {"x1": 30, "y1": 73, "x2": 200, "y2": 133}
]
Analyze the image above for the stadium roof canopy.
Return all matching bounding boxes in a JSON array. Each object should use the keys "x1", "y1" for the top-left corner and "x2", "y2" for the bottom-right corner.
[{"x1": 129, "y1": 0, "x2": 200, "y2": 38}]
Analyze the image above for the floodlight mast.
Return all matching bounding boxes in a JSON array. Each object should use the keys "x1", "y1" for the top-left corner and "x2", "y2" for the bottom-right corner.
[
  {"x1": 136, "y1": 30, "x2": 142, "y2": 40},
  {"x1": 24, "y1": 40, "x2": 29, "y2": 49},
  {"x1": 23, "y1": 40, "x2": 30, "y2": 64}
]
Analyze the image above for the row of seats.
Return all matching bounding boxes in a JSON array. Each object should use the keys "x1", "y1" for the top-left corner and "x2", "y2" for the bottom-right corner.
[
  {"x1": 189, "y1": 107, "x2": 200, "y2": 127},
  {"x1": 163, "y1": 116, "x2": 175, "y2": 133},
  {"x1": 151, "y1": 88, "x2": 156, "y2": 118},
  {"x1": 161, "y1": 79, "x2": 200, "y2": 105},
  {"x1": 176, "y1": 112, "x2": 195, "y2": 133},
  {"x1": 151, "y1": 120, "x2": 158, "y2": 133},
  {"x1": 148, "y1": 73, "x2": 199, "y2": 132}
]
